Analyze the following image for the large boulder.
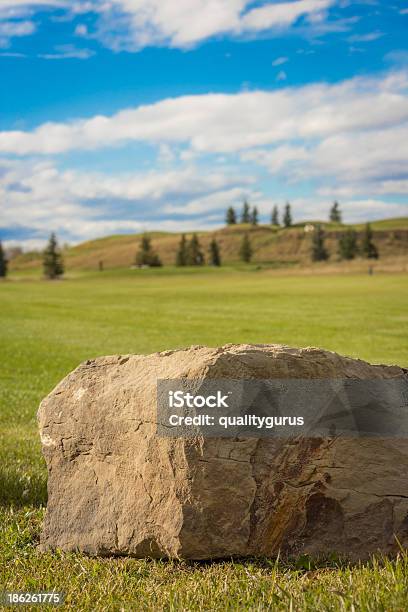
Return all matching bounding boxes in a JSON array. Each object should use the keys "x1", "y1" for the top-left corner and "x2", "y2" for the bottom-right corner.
[{"x1": 38, "y1": 344, "x2": 408, "y2": 560}]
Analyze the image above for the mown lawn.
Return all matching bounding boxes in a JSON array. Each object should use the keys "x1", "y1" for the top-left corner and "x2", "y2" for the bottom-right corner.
[{"x1": 1, "y1": 267, "x2": 408, "y2": 610}]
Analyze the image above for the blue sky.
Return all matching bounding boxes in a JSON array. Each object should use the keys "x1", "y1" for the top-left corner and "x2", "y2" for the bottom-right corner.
[{"x1": 0, "y1": 0, "x2": 407, "y2": 248}]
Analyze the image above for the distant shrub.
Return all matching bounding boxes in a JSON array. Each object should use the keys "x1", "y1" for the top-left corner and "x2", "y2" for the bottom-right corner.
[
  {"x1": 311, "y1": 225, "x2": 329, "y2": 262},
  {"x1": 208, "y1": 238, "x2": 221, "y2": 266},
  {"x1": 135, "y1": 234, "x2": 162, "y2": 267},
  {"x1": 0, "y1": 241, "x2": 8, "y2": 278},
  {"x1": 239, "y1": 233, "x2": 253, "y2": 263},
  {"x1": 43, "y1": 233, "x2": 64, "y2": 279}
]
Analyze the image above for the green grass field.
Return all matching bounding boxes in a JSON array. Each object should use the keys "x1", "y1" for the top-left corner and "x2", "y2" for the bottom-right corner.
[{"x1": 1, "y1": 267, "x2": 408, "y2": 610}]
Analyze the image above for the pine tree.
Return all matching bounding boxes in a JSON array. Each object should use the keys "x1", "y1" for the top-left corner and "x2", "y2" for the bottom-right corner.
[
  {"x1": 361, "y1": 223, "x2": 379, "y2": 259},
  {"x1": 239, "y1": 233, "x2": 253, "y2": 263},
  {"x1": 338, "y1": 229, "x2": 358, "y2": 260},
  {"x1": 208, "y1": 238, "x2": 221, "y2": 266},
  {"x1": 241, "y1": 201, "x2": 251, "y2": 224},
  {"x1": 0, "y1": 241, "x2": 8, "y2": 278},
  {"x1": 271, "y1": 205, "x2": 279, "y2": 226},
  {"x1": 311, "y1": 225, "x2": 329, "y2": 262},
  {"x1": 176, "y1": 234, "x2": 188, "y2": 266},
  {"x1": 186, "y1": 234, "x2": 204, "y2": 265},
  {"x1": 226, "y1": 207, "x2": 237, "y2": 225},
  {"x1": 135, "y1": 234, "x2": 162, "y2": 267},
  {"x1": 43, "y1": 233, "x2": 64, "y2": 279},
  {"x1": 330, "y1": 201, "x2": 342, "y2": 223},
  {"x1": 283, "y1": 202, "x2": 292, "y2": 228},
  {"x1": 250, "y1": 206, "x2": 259, "y2": 226}
]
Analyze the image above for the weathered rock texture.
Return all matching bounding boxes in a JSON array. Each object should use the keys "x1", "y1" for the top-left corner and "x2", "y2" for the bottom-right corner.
[{"x1": 38, "y1": 344, "x2": 408, "y2": 560}]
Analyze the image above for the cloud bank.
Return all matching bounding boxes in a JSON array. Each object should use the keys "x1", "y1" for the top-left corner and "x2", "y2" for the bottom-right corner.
[
  {"x1": 0, "y1": 0, "x2": 336, "y2": 49},
  {"x1": 96, "y1": 0, "x2": 335, "y2": 49},
  {"x1": 1, "y1": 67, "x2": 407, "y2": 246},
  {"x1": 0, "y1": 159, "x2": 256, "y2": 245},
  {"x1": 1, "y1": 70, "x2": 407, "y2": 156},
  {"x1": 1, "y1": 69, "x2": 407, "y2": 200}
]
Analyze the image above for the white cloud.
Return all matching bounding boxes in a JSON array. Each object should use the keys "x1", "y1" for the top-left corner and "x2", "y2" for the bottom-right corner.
[
  {"x1": 348, "y1": 30, "x2": 384, "y2": 43},
  {"x1": 318, "y1": 181, "x2": 408, "y2": 198},
  {"x1": 227, "y1": 193, "x2": 407, "y2": 225},
  {"x1": 0, "y1": 158, "x2": 253, "y2": 245},
  {"x1": 0, "y1": 70, "x2": 407, "y2": 157},
  {"x1": 272, "y1": 56, "x2": 289, "y2": 66},
  {"x1": 303, "y1": 125, "x2": 408, "y2": 183},
  {"x1": 0, "y1": 0, "x2": 62, "y2": 6},
  {"x1": 0, "y1": 19, "x2": 35, "y2": 47},
  {"x1": 157, "y1": 143, "x2": 175, "y2": 165},
  {"x1": 0, "y1": 51, "x2": 26, "y2": 56},
  {"x1": 38, "y1": 44, "x2": 95, "y2": 59},
  {"x1": 0, "y1": 0, "x2": 63, "y2": 22},
  {"x1": 93, "y1": 0, "x2": 336, "y2": 50},
  {"x1": 163, "y1": 186, "x2": 253, "y2": 214},
  {"x1": 240, "y1": 0, "x2": 332, "y2": 32},
  {"x1": 1, "y1": 0, "x2": 338, "y2": 50},
  {"x1": 74, "y1": 23, "x2": 88, "y2": 36},
  {"x1": 242, "y1": 122, "x2": 408, "y2": 197},
  {"x1": 1, "y1": 155, "x2": 405, "y2": 250},
  {"x1": 1, "y1": 69, "x2": 407, "y2": 228},
  {"x1": 242, "y1": 145, "x2": 309, "y2": 172},
  {"x1": 284, "y1": 196, "x2": 407, "y2": 223},
  {"x1": 324, "y1": 199, "x2": 407, "y2": 221},
  {"x1": 0, "y1": 0, "x2": 63, "y2": 14}
]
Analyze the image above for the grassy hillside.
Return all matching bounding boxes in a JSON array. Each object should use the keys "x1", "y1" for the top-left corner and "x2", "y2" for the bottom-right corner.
[{"x1": 9, "y1": 217, "x2": 408, "y2": 272}]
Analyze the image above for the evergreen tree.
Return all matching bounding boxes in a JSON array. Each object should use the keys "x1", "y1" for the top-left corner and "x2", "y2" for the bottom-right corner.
[
  {"x1": 186, "y1": 234, "x2": 204, "y2": 265},
  {"x1": 208, "y1": 238, "x2": 221, "y2": 266},
  {"x1": 239, "y1": 233, "x2": 253, "y2": 263},
  {"x1": 271, "y1": 205, "x2": 279, "y2": 226},
  {"x1": 250, "y1": 206, "x2": 259, "y2": 226},
  {"x1": 311, "y1": 225, "x2": 329, "y2": 262},
  {"x1": 43, "y1": 233, "x2": 64, "y2": 279},
  {"x1": 135, "y1": 234, "x2": 162, "y2": 267},
  {"x1": 241, "y1": 201, "x2": 251, "y2": 224},
  {"x1": 361, "y1": 223, "x2": 379, "y2": 259},
  {"x1": 176, "y1": 234, "x2": 188, "y2": 266},
  {"x1": 330, "y1": 201, "x2": 342, "y2": 223},
  {"x1": 283, "y1": 202, "x2": 292, "y2": 228},
  {"x1": 0, "y1": 241, "x2": 8, "y2": 278},
  {"x1": 226, "y1": 206, "x2": 237, "y2": 225},
  {"x1": 338, "y1": 229, "x2": 358, "y2": 260}
]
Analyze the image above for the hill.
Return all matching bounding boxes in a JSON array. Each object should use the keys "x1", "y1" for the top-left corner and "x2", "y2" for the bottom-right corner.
[{"x1": 9, "y1": 217, "x2": 408, "y2": 272}]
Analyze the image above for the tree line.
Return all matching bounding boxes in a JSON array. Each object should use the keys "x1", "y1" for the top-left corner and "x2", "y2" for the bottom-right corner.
[
  {"x1": 0, "y1": 201, "x2": 379, "y2": 279},
  {"x1": 311, "y1": 223, "x2": 378, "y2": 262},
  {"x1": 226, "y1": 200, "x2": 343, "y2": 228},
  {"x1": 226, "y1": 200, "x2": 378, "y2": 262},
  {"x1": 138, "y1": 231, "x2": 255, "y2": 266},
  {"x1": 226, "y1": 201, "x2": 293, "y2": 227}
]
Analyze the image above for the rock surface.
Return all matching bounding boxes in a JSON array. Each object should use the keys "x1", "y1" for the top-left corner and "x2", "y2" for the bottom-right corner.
[{"x1": 38, "y1": 344, "x2": 408, "y2": 560}]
